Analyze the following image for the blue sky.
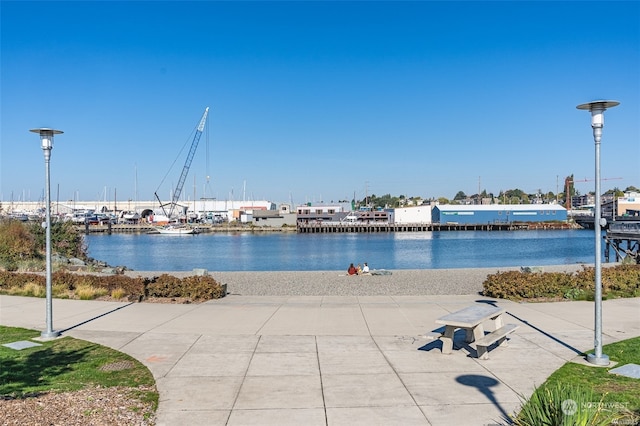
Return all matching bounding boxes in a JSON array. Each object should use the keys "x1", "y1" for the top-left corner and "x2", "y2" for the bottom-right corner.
[{"x1": 1, "y1": 1, "x2": 638, "y2": 207}]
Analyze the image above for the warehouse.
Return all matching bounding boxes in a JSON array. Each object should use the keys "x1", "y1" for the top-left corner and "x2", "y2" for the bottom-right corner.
[{"x1": 432, "y1": 204, "x2": 567, "y2": 224}]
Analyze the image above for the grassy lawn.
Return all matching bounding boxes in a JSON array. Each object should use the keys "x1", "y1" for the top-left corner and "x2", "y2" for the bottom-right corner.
[
  {"x1": 0, "y1": 325, "x2": 158, "y2": 417},
  {"x1": 515, "y1": 336, "x2": 640, "y2": 425},
  {"x1": 545, "y1": 337, "x2": 640, "y2": 409}
]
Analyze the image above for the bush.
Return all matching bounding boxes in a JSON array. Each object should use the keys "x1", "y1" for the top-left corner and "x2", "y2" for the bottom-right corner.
[
  {"x1": 482, "y1": 270, "x2": 574, "y2": 300},
  {"x1": 21, "y1": 282, "x2": 46, "y2": 298},
  {"x1": 0, "y1": 220, "x2": 40, "y2": 269},
  {"x1": 0, "y1": 271, "x2": 226, "y2": 302},
  {"x1": 28, "y1": 220, "x2": 87, "y2": 259},
  {"x1": 147, "y1": 274, "x2": 225, "y2": 300},
  {"x1": 0, "y1": 219, "x2": 87, "y2": 272},
  {"x1": 514, "y1": 383, "x2": 625, "y2": 425},
  {"x1": 483, "y1": 265, "x2": 640, "y2": 301},
  {"x1": 111, "y1": 287, "x2": 127, "y2": 300},
  {"x1": 76, "y1": 284, "x2": 109, "y2": 300}
]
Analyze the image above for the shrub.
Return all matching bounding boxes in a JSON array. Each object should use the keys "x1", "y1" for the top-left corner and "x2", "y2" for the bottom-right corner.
[
  {"x1": 0, "y1": 271, "x2": 44, "y2": 290},
  {"x1": 0, "y1": 220, "x2": 40, "y2": 267},
  {"x1": 76, "y1": 284, "x2": 109, "y2": 300},
  {"x1": 28, "y1": 220, "x2": 87, "y2": 259},
  {"x1": 483, "y1": 265, "x2": 640, "y2": 301},
  {"x1": 111, "y1": 287, "x2": 127, "y2": 300},
  {"x1": 16, "y1": 259, "x2": 44, "y2": 272},
  {"x1": 22, "y1": 282, "x2": 46, "y2": 298},
  {"x1": 482, "y1": 270, "x2": 573, "y2": 300},
  {"x1": 146, "y1": 274, "x2": 225, "y2": 300},
  {"x1": 514, "y1": 383, "x2": 623, "y2": 425},
  {"x1": 0, "y1": 270, "x2": 225, "y2": 302}
]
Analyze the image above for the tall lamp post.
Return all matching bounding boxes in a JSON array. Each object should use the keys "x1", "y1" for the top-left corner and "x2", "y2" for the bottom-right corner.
[
  {"x1": 576, "y1": 100, "x2": 619, "y2": 366},
  {"x1": 30, "y1": 127, "x2": 63, "y2": 339}
]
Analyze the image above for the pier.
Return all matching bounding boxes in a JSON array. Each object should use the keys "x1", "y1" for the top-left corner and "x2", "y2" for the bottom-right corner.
[
  {"x1": 296, "y1": 221, "x2": 577, "y2": 233},
  {"x1": 77, "y1": 221, "x2": 580, "y2": 235},
  {"x1": 604, "y1": 220, "x2": 640, "y2": 263}
]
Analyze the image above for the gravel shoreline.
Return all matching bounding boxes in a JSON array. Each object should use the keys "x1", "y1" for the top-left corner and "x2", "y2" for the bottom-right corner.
[{"x1": 126, "y1": 264, "x2": 594, "y2": 297}]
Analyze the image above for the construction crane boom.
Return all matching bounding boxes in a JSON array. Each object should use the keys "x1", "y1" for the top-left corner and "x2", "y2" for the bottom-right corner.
[{"x1": 155, "y1": 107, "x2": 209, "y2": 219}]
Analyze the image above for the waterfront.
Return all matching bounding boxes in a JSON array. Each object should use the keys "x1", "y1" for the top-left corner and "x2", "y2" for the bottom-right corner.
[{"x1": 86, "y1": 229, "x2": 599, "y2": 272}]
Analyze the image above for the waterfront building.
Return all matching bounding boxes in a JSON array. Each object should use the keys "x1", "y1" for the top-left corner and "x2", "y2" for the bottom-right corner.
[
  {"x1": 296, "y1": 203, "x2": 346, "y2": 223},
  {"x1": 252, "y1": 204, "x2": 297, "y2": 227},
  {"x1": 615, "y1": 192, "x2": 640, "y2": 216},
  {"x1": 393, "y1": 205, "x2": 433, "y2": 224},
  {"x1": 432, "y1": 204, "x2": 568, "y2": 224}
]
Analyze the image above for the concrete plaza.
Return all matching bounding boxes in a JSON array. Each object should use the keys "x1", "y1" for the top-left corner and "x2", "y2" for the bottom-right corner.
[{"x1": 1, "y1": 294, "x2": 639, "y2": 425}]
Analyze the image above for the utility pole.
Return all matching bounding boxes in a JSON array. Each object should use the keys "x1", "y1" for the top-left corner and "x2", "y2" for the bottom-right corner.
[{"x1": 365, "y1": 181, "x2": 369, "y2": 207}]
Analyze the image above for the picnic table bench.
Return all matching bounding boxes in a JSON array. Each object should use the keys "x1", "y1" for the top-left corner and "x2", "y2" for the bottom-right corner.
[{"x1": 433, "y1": 304, "x2": 519, "y2": 359}]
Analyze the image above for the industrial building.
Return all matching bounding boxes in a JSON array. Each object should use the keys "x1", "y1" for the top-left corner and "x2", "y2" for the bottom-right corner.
[
  {"x1": 432, "y1": 204, "x2": 567, "y2": 224},
  {"x1": 393, "y1": 205, "x2": 433, "y2": 224}
]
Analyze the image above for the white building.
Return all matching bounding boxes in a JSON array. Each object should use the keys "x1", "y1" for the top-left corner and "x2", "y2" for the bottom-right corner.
[
  {"x1": 617, "y1": 192, "x2": 640, "y2": 216},
  {"x1": 181, "y1": 199, "x2": 276, "y2": 223},
  {"x1": 393, "y1": 205, "x2": 433, "y2": 224}
]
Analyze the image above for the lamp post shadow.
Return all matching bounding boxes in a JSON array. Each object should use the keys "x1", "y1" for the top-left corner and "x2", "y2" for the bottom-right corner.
[
  {"x1": 58, "y1": 302, "x2": 134, "y2": 334},
  {"x1": 475, "y1": 299, "x2": 584, "y2": 356},
  {"x1": 456, "y1": 374, "x2": 513, "y2": 425}
]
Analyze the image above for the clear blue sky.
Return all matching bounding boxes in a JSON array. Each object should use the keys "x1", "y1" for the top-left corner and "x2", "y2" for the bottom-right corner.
[{"x1": 1, "y1": 1, "x2": 638, "y2": 207}]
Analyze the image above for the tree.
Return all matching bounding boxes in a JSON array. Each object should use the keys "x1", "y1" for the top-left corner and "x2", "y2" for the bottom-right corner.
[
  {"x1": 0, "y1": 219, "x2": 39, "y2": 270},
  {"x1": 453, "y1": 191, "x2": 466, "y2": 201},
  {"x1": 29, "y1": 220, "x2": 86, "y2": 259},
  {"x1": 545, "y1": 191, "x2": 556, "y2": 203}
]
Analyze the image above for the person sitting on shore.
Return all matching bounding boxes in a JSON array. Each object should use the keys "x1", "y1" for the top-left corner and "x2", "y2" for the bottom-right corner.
[
  {"x1": 362, "y1": 262, "x2": 370, "y2": 274},
  {"x1": 356, "y1": 264, "x2": 363, "y2": 274},
  {"x1": 347, "y1": 263, "x2": 358, "y2": 275}
]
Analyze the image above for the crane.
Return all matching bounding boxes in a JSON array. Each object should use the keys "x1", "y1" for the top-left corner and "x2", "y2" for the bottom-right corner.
[{"x1": 155, "y1": 107, "x2": 209, "y2": 219}]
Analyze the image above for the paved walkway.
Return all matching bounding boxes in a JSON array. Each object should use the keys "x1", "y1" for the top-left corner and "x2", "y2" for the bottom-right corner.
[{"x1": 1, "y1": 294, "x2": 639, "y2": 425}]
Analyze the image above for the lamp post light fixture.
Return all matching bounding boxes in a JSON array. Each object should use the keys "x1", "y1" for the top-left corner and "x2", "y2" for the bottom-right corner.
[
  {"x1": 30, "y1": 127, "x2": 63, "y2": 339},
  {"x1": 576, "y1": 100, "x2": 619, "y2": 366}
]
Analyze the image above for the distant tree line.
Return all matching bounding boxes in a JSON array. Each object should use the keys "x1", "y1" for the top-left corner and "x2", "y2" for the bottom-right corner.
[{"x1": 351, "y1": 179, "x2": 639, "y2": 210}]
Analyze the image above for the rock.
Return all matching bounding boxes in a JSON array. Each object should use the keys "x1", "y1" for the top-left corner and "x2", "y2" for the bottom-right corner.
[{"x1": 52, "y1": 254, "x2": 68, "y2": 264}]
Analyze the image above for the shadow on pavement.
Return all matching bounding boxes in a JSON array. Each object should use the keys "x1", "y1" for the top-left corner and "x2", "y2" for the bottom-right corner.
[
  {"x1": 476, "y1": 299, "x2": 584, "y2": 356},
  {"x1": 59, "y1": 302, "x2": 134, "y2": 334},
  {"x1": 456, "y1": 374, "x2": 513, "y2": 425}
]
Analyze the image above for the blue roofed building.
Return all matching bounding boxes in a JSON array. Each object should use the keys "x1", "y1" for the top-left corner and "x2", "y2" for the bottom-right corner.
[{"x1": 432, "y1": 204, "x2": 567, "y2": 224}]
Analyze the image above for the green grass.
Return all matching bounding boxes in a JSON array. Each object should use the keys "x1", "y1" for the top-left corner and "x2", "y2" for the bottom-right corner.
[
  {"x1": 0, "y1": 325, "x2": 158, "y2": 416},
  {"x1": 515, "y1": 337, "x2": 640, "y2": 424}
]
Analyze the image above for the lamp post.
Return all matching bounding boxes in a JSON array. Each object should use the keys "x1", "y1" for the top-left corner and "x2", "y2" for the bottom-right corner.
[
  {"x1": 576, "y1": 100, "x2": 619, "y2": 366},
  {"x1": 30, "y1": 128, "x2": 63, "y2": 339}
]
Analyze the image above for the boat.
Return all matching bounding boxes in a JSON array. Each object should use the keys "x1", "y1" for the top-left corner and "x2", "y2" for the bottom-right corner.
[
  {"x1": 120, "y1": 211, "x2": 140, "y2": 224},
  {"x1": 155, "y1": 226, "x2": 198, "y2": 235}
]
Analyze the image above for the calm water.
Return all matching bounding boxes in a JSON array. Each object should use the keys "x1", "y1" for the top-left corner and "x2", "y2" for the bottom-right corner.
[{"x1": 85, "y1": 229, "x2": 601, "y2": 271}]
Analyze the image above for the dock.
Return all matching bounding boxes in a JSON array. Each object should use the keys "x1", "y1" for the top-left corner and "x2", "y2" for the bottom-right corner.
[
  {"x1": 296, "y1": 221, "x2": 577, "y2": 233},
  {"x1": 77, "y1": 221, "x2": 580, "y2": 235},
  {"x1": 604, "y1": 219, "x2": 640, "y2": 263}
]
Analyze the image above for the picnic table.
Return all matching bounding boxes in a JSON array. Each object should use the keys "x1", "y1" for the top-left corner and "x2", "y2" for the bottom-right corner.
[{"x1": 434, "y1": 304, "x2": 518, "y2": 359}]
